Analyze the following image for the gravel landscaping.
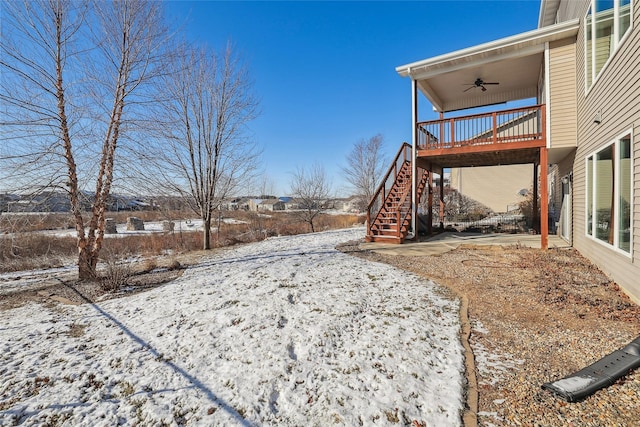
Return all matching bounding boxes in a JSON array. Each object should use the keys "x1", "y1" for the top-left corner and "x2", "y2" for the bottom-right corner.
[{"x1": 346, "y1": 242, "x2": 640, "y2": 427}]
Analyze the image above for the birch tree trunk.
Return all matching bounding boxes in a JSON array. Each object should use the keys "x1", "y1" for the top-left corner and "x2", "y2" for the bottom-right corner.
[{"x1": 1, "y1": 0, "x2": 173, "y2": 279}]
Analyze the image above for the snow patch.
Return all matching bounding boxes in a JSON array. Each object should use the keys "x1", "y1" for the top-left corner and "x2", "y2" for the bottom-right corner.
[
  {"x1": 551, "y1": 375, "x2": 597, "y2": 393},
  {"x1": 0, "y1": 227, "x2": 465, "y2": 426},
  {"x1": 471, "y1": 320, "x2": 524, "y2": 386}
]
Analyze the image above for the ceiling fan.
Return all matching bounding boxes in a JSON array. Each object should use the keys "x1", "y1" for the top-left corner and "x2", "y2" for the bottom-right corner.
[{"x1": 463, "y1": 78, "x2": 499, "y2": 92}]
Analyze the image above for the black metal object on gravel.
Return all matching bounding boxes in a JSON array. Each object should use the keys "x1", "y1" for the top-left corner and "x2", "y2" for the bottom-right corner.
[{"x1": 542, "y1": 336, "x2": 640, "y2": 402}]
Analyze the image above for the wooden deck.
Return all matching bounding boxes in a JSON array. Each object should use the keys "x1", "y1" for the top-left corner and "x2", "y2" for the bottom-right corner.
[{"x1": 416, "y1": 104, "x2": 546, "y2": 168}]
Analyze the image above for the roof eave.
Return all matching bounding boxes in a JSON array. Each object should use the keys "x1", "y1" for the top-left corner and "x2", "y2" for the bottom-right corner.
[
  {"x1": 538, "y1": 0, "x2": 563, "y2": 28},
  {"x1": 395, "y1": 18, "x2": 579, "y2": 80}
]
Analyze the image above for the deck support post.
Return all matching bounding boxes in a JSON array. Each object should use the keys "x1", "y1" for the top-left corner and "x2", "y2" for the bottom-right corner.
[
  {"x1": 410, "y1": 79, "x2": 418, "y2": 240},
  {"x1": 427, "y1": 171, "x2": 433, "y2": 235},
  {"x1": 540, "y1": 147, "x2": 549, "y2": 249},
  {"x1": 533, "y1": 163, "x2": 539, "y2": 232},
  {"x1": 439, "y1": 174, "x2": 445, "y2": 230}
]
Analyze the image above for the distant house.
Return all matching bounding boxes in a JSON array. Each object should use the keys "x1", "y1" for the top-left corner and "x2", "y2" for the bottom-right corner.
[
  {"x1": 332, "y1": 196, "x2": 362, "y2": 213},
  {"x1": 108, "y1": 194, "x2": 151, "y2": 211},
  {"x1": 236, "y1": 198, "x2": 252, "y2": 211},
  {"x1": 7, "y1": 191, "x2": 70, "y2": 212},
  {"x1": 220, "y1": 198, "x2": 244, "y2": 211},
  {"x1": 283, "y1": 199, "x2": 301, "y2": 210},
  {"x1": 247, "y1": 199, "x2": 263, "y2": 212},
  {"x1": 258, "y1": 199, "x2": 285, "y2": 212},
  {"x1": 0, "y1": 193, "x2": 19, "y2": 212}
]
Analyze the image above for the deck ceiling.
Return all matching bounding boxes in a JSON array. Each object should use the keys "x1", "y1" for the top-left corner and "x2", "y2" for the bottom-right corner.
[
  {"x1": 396, "y1": 19, "x2": 579, "y2": 113},
  {"x1": 418, "y1": 147, "x2": 542, "y2": 170}
]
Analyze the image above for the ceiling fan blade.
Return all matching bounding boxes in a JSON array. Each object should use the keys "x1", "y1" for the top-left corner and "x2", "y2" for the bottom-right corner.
[{"x1": 463, "y1": 79, "x2": 499, "y2": 92}]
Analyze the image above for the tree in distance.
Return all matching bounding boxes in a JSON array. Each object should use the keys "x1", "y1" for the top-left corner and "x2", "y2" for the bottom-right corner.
[
  {"x1": 154, "y1": 43, "x2": 260, "y2": 250},
  {"x1": 288, "y1": 164, "x2": 332, "y2": 233},
  {"x1": 341, "y1": 134, "x2": 388, "y2": 211}
]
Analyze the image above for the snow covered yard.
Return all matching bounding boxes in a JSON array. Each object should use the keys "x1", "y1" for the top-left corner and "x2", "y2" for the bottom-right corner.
[{"x1": 0, "y1": 227, "x2": 464, "y2": 426}]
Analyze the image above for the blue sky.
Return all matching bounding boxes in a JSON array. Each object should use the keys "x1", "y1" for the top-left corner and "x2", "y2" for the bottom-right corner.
[{"x1": 166, "y1": 0, "x2": 542, "y2": 196}]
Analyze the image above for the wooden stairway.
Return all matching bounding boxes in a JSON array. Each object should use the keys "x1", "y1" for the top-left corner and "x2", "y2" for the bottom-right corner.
[{"x1": 366, "y1": 143, "x2": 429, "y2": 243}]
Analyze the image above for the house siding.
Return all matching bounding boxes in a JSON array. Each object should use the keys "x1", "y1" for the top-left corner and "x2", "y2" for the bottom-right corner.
[
  {"x1": 449, "y1": 165, "x2": 532, "y2": 213},
  {"x1": 554, "y1": 151, "x2": 576, "y2": 241},
  {"x1": 548, "y1": 164, "x2": 561, "y2": 232},
  {"x1": 570, "y1": 0, "x2": 640, "y2": 303},
  {"x1": 548, "y1": 38, "x2": 577, "y2": 150}
]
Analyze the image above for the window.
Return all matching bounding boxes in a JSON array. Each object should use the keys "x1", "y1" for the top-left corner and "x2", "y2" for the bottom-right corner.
[
  {"x1": 585, "y1": 131, "x2": 633, "y2": 253},
  {"x1": 584, "y1": 0, "x2": 633, "y2": 90}
]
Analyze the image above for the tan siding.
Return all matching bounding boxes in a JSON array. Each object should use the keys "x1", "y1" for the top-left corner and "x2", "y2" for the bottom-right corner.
[
  {"x1": 573, "y1": 1, "x2": 640, "y2": 303},
  {"x1": 549, "y1": 38, "x2": 577, "y2": 149},
  {"x1": 548, "y1": 165, "x2": 562, "y2": 231},
  {"x1": 556, "y1": 152, "x2": 576, "y2": 181},
  {"x1": 449, "y1": 165, "x2": 532, "y2": 213},
  {"x1": 496, "y1": 115, "x2": 539, "y2": 139},
  {"x1": 594, "y1": 31, "x2": 613, "y2": 75},
  {"x1": 556, "y1": 154, "x2": 576, "y2": 242}
]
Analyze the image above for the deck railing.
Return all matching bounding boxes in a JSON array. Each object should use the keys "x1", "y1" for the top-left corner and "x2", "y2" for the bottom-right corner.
[{"x1": 417, "y1": 104, "x2": 545, "y2": 150}]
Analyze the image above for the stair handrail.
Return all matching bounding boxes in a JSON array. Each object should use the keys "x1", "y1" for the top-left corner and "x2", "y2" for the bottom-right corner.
[
  {"x1": 395, "y1": 176, "x2": 412, "y2": 240},
  {"x1": 366, "y1": 142, "x2": 412, "y2": 235},
  {"x1": 394, "y1": 165, "x2": 429, "y2": 240}
]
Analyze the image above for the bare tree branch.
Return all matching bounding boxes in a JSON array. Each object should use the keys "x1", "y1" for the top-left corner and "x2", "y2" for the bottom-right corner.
[
  {"x1": 289, "y1": 163, "x2": 332, "y2": 233},
  {"x1": 154, "y1": 43, "x2": 261, "y2": 249},
  {"x1": 341, "y1": 134, "x2": 388, "y2": 210}
]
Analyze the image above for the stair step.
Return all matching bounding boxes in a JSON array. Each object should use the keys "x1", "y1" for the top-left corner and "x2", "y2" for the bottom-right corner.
[
  {"x1": 367, "y1": 144, "x2": 432, "y2": 245},
  {"x1": 372, "y1": 230, "x2": 400, "y2": 236}
]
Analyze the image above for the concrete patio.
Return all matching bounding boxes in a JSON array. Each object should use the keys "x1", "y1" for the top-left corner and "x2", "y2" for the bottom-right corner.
[{"x1": 360, "y1": 232, "x2": 570, "y2": 257}]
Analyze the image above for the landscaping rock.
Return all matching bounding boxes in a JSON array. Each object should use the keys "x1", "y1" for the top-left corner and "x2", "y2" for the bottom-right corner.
[
  {"x1": 105, "y1": 218, "x2": 117, "y2": 234},
  {"x1": 126, "y1": 217, "x2": 145, "y2": 231}
]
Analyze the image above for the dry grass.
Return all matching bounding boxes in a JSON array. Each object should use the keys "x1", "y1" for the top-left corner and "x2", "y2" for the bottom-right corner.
[
  {"x1": 0, "y1": 233, "x2": 77, "y2": 272},
  {"x1": 0, "y1": 211, "x2": 364, "y2": 273},
  {"x1": 0, "y1": 210, "x2": 195, "y2": 234},
  {"x1": 0, "y1": 212, "x2": 78, "y2": 233}
]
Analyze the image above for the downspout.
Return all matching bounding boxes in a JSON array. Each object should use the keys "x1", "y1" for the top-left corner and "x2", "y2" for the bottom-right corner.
[
  {"x1": 409, "y1": 78, "x2": 418, "y2": 240},
  {"x1": 542, "y1": 41, "x2": 551, "y2": 249}
]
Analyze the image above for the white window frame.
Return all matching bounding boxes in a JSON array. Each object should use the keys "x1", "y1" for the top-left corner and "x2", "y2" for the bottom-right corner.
[
  {"x1": 585, "y1": 128, "x2": 634, "y2": 257},
  {"x1": 584, "y1": 0, "x2": 634, "y2": 93}
]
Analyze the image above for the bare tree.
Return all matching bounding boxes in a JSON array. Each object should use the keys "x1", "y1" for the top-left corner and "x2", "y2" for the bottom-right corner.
[
  {"x1": 289, "y1": 164, "x2": 332, "y2": 233},
  {"x1": 157, "y1": 44, "x2": 260, "y2": 250},
  {"x1": 1, "y1": 0, "x2": 173, "y2": 279},
  {"x1": 341, "y1": 134, "x2": 388, "y2": 210}
]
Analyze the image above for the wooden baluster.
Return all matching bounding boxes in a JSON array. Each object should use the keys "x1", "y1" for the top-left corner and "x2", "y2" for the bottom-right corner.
[
  {"x1": 450, "y1": 118, "x2": 455, "y2": 147},
  {"x1": 492, "y1": 112, "x2": 498, "y2": 145}
]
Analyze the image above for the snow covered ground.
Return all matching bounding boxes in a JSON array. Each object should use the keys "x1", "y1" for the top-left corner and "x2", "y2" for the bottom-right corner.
[
  {"x1": 18, "y1": 217, "x2": 244, "y2": 239},
  {"x1": 0, "y1": 227, "x2": 464, "y2": 426}
]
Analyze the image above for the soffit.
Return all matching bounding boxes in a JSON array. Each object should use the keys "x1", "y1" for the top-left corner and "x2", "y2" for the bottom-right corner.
[
  {"x1": 396, "y1": 19, "x2": 579, "y2": 112},
  {"x1": 539, "y1": 0, "x2": 562, "y2": 27}
]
